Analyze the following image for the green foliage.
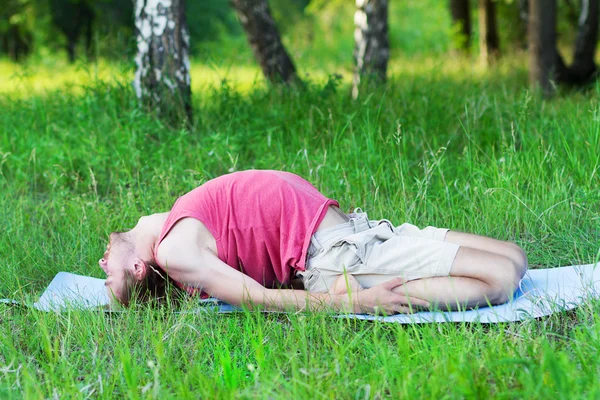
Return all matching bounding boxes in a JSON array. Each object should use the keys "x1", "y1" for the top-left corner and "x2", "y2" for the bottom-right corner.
[
  {"x1": 92, "y1": 0, "x2": 136, "y2": 61},
  {"x1": 390, "y1": 1, "x2": 452, "y2": 56},
  {"x1": 495, "y1": 1, "x2": 527, "y2": 51},
  {"x1": 269, "y1": 0, "x2": 311, "y2": 34},
  {"x1": 186, "y1": 1, "x2": 241, "y2": 45},
  {"x1": 0, "y1": 0, "x2": 37, "y2": 35},
  {"x1": 0, "y1": 0, "x2": 44, "y2": 60},
  {"x1": 2, "y1": 0, "x2": 593, "y2": 63}
]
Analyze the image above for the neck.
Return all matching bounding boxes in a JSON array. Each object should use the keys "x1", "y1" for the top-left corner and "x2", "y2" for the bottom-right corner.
[{"x1": 131, "y1": 212, "x2": 170, "y2": 261}]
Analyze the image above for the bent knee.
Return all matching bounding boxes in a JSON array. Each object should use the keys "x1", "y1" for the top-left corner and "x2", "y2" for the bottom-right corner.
[
  {"x1": 487, "y1": 255, "x2": 525, "y2": 304},
  {"x1": 505, "y1": 242, "x2": 528, "y2": 277}
]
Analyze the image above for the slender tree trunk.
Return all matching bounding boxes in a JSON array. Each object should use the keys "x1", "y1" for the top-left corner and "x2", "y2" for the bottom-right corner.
[
  {"x1": 2, "y1": 25, "x2": 32, "y2": 62},
  {"x1": 449, "y1": 0, "x2": 472, "y2": 53},
  {"x1": 84, "y1": 13, "x2": 94, "y2": 61},
  {"x1": 230, "y1": 0, "x2": 299, "y2": 84},
  {"x1": 528, "y1": 0, "x2": 559, "y2": 95},
  {"x1": 352, "y1": 0, "x2": 389, "y2": 99},
  {"x1": 569, "y1": 0, "x2": 599, "y2": 83},
  {"x1": 478, "y1": 0, "x2": 500, "y2": 66},
  {"x1": 51, "y1": 0, "x2": 95, "y2": 63},
  {"x1": 133, "y1": 0, "x2": 192, "y2": 125},
  {"x1": 67, "y1": 41, "x2": 76, "y2": 63},
  {"x1": 517, "y1": 0, "x2": 529, "y2": 50}
]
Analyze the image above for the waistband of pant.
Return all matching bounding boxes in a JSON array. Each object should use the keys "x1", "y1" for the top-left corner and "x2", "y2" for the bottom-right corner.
[{"x1": 308, "y1": 212, "x2": 373, "y2": 256}]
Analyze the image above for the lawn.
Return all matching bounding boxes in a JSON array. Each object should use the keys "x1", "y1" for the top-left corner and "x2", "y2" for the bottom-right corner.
[{"x1": 1, "y1": 54, "x2": 599, "y2": 398}]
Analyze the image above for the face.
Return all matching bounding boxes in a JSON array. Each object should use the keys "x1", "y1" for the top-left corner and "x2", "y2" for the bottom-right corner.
[{"x1": 99, "y1": 232, "x2": 135, "y2": 303}]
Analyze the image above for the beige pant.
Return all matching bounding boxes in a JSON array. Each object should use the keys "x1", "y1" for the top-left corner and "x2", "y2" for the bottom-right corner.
[{"x1": 299, "y1": 211, "x2": 460, "y2": 293}]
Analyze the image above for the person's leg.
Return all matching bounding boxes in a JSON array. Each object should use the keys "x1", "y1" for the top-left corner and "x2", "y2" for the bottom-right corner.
[
  {"x1": 444, "y1": 230, "x2": 528, "y2": 275},
  {"x1": 331, "y1": 252, "x2": 521, "y2": 311},
  {"x1": 391, "y1": 246, "x2": 526, "y2": 310},
  {"x1": 316, "y1": 219, "x2": 529, "y2": 311}
]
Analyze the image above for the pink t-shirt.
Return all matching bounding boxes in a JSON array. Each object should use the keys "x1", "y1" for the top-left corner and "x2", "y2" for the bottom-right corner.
[{"x1": 154, "y1": 170, "x2": 339, "y2": 295}]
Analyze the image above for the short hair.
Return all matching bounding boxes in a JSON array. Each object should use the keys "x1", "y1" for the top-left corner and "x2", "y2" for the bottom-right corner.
[{"x1": 121, "y1": 258, "x2": 184, "y2": 306}]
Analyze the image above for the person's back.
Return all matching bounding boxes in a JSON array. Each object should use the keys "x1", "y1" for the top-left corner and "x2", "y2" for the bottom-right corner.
[{"x1": 154, "y1": 170, "x2": 339, "y2": 292}]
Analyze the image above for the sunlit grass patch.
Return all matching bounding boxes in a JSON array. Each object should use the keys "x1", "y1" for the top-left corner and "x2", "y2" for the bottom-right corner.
[
  {"x1": 0, "y1": 53, "x2": 534, "y2": 98},
  {"x1": 0, "y1": 59, "x2": 128, "y2": 95},
  {"x1": 0, "y1": 58, "x2": 269, "y2": 96}
]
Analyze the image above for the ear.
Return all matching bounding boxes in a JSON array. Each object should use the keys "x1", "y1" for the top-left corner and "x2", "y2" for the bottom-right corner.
[{"x1": 132, "y1": 258, "x2": 147, "y2": 282}]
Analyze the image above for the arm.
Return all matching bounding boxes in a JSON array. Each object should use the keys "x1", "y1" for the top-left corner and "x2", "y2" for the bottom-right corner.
[{"x1": 157, "y1": 246, "x2": 428, "y2": 314}]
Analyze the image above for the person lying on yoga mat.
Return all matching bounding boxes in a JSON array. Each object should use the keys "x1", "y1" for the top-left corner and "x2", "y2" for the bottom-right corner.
[{"x1": 98, "y1": 170, "x2": 528, "y2": 314}]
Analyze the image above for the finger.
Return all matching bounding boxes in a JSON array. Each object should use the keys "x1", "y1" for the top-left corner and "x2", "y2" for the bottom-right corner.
[
  {"x1": 380, "y1": 277, "x2": 406, "y2": 290},
  {"x1": 394, "y1": 306, "x2": 414, "y2": 314},
  {"x1": 401, "y1": 295, "x2": 430, "y2": 308},
  {"x1": 385, "y1": 305, "x2": 413, "y2": 315},
  {"x1": 390, "y1": 287, "x2": 430, "y2": 307},
  {"x1": 372, "y1": 305, "x2": 413, "y2": 315},
  {"x1": 389, "y1": 293, "x2": 429, "y2": 308},
  {"x1": 372, "y1": 306, "x2": 396, "y2": 316}
]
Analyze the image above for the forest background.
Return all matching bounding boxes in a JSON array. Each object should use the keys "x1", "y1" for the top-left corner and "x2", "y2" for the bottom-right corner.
[{"x1": 1, "y1": 0, "x2": 580, "y2": 87}]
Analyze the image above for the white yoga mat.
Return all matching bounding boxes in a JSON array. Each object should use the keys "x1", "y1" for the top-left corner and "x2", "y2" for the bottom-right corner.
[
  {"x1": 3, "y1": 263, "x2": 600, "y2": 323},
  {"x1": 33, "y1": 272, "x2": 110, "y2": 312}
]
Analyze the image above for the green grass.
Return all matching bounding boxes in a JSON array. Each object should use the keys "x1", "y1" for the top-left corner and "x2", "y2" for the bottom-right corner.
[{"x1": 1, "y1": 53, "x2": 600, "y2": 398}]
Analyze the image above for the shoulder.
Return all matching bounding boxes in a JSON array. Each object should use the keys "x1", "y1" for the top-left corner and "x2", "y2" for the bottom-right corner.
[{"x1": 155, "y1": 217, "x2": 217, "y2": 273}]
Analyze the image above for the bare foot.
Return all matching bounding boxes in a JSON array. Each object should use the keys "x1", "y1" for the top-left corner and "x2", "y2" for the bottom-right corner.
[{"x1": 331, "y1": 274, "x2": 364, "y2": 295}]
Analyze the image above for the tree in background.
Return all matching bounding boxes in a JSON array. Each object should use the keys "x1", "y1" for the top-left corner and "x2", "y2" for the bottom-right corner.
[
  {"x1": 352, "y1": 0, "x2": 389, "y2": 99},
  {"x1": 516, "y1": 0, "x2": 529, "y2": 49},
  {"x1": 94, "y1": 0, "x2": 135, "y2": 59},
  {"x1": 0, "y1": 26, "x2": 32, "y2": 62},
  {"x1": 49, "y1": 0, "x2": 95, "y2": 63},
  {"x1": 478, "y1": 0, "x2": 500, "y2": 66},
  {"x1": 0, "y1": 0, "x2": 36, "y2": 61},
  {"x1": 528, "y1": 0, "x2": 557, "y2": 95},
  {"x1": 568, "y1": 0, "x2": 599, "y2": 83},
  {"x1": 230, "y1": 0, "x2": 300, "y2": 84},
  {"x1": 529, "y1": 0, "x2": 599, "y2": 95},
  {"x1": 133, "y1": 0, "x2": 192, "y2": 125},
  {"x1": 449, "y1": 0, "x2": 472, "y2": 54}
]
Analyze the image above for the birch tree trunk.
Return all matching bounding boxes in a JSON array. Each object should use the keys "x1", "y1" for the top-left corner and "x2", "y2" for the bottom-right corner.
[
  {"x1": 230, "y1": 0, "x2": 299, "y2": 84},
  {"x1": 478, "y1": 0, "x2": 500, "y2": 66},
  {"x1": 569, "y1": 0, "x2": 599, "y2": 83},
  {"x1": 352, "y1": 0, "x2": 389, "y2": 99},
  {"x1": 449, "y1": 0, "x2": 472, "y2": 54},
  {"x1": 528, "y1": 0, "x2": 558, "y2": 96},
  {"x1": 133, "y1": 0, "x2": 192, "y2": 125}
]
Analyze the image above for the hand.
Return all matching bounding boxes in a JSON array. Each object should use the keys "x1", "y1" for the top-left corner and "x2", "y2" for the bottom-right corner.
[
  {"x1": 331, "y1": 274, "x2": 364, "y2": 295},
  {"x1": 353, "y1": 278, "x2": 430, "y2": 315}
]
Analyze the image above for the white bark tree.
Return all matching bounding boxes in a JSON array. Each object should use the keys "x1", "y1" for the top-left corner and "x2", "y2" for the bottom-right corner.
[
  {"x1": 134, "y1": 0, "x2": 192, "y2": 125},
  {"x1": 352, "y1": 0, "x2": 389, "y2": 99}
]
